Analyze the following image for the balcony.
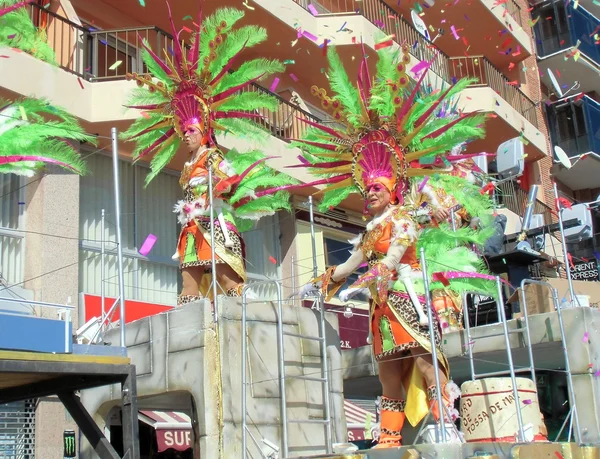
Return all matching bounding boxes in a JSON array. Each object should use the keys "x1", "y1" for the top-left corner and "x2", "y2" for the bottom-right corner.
[
  {"x1": 449, "y1": 55, "x2": 548, "y2": 158},
  {"x1": 533, "y1": 0, "x2": 600, "y2": 95},
  {"x1": 374, "y1": 0, "x2": 533, "y2": 69},
  {"x1": 546, "y1": 94, "x2": 600, "y2": 190}
]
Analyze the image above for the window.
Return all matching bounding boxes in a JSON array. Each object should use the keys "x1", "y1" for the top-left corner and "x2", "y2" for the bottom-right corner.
[
  {"x1": 79, "y1": 153, "x2": 180, "y2": 306},
  {"x1": 242, "y1": 213, "x2": 282, "y2": 300},
  {"x1": 79, "y1": 153, "x2": 283, "y2": 304},
  {"x1": 0, "y1": 175, "x2": 25, "y2": 286},
  {"x1": 323, "y1": 235, "x2": 369, "y2": 303},
  {"x1": 0, "y1": 399, "x2": 36, "y2": 458}
]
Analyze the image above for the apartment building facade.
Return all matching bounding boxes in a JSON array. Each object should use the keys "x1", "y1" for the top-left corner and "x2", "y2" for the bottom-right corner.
[{"x1": 0, "y1": 0, "x2": 586, "y2": 455}]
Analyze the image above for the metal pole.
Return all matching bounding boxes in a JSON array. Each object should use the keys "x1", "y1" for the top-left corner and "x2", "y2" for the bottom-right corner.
[
  {"x1": 111, "y1": 127, "x2": 126, "y2": 348},
  {"x1": 550, "y1": 284, "x2": 582, "y2": 442},
  {"x1": 208, "y1": 168, "x2": 219, "y2": 322},
  {"x1": 553, "y1": 182, "x2": 577, "y2": 307},
  {"x1": 419, "y1": 247, "x2": 446, "y2": 442},
  {"x1": 241, "y1": 286, "x2": 249, "y2": 459},
  {"x1": 462, "y1": 293, "x2": 476, "y2": 381},
  {"x1": 291, "y1": 255, "x2": 296, "y2": 307},
  {"x1": 275, "y1": 282, "x2": 289, "y2": 457},
  {"x1": 100, "y1": 209, "x2": 106, "y2": 331},
  {"x1": 308, "y1": 197, "x2": 318, "y2": 278},
  {"x1": 317, "y1": 292, "x2": 332, "y2": 452},
  {"x1": 494, "y1": 276, "x2": 525, "y2": 441}
]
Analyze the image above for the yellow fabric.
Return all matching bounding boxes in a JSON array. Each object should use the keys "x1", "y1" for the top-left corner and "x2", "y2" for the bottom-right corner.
[{"x1": 404, "y1": 363, "x2": 429, "y2": 426}]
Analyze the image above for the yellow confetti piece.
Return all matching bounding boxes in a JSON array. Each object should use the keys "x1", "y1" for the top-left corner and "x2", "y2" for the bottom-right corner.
[
  {"x1": 573, "y1": 0, "x2": 579, "y2": 8},
  {"x1": 19, "y1": 105, "x2": 27, "y2": 121},
  {"x1": 243, "y1": 0, "x2": 255, "y2": 10},
  {"x1": 109, "y1": 60, "x2": 122, "y2": 71},
  {"x1": 291, "y1": 39, "x2": 298, "y2": 47}
]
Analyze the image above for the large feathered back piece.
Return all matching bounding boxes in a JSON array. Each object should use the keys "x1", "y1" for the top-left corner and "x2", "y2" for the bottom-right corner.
[
  {"x1": 121, "y1": 3, "x2": 284, "y2": 184},
  {"x1": 0, "y1": 98, "x2": 95, "y2": 176}
]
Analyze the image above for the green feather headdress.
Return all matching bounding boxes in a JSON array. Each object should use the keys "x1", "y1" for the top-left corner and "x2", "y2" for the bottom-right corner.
[
  {"x1": 121, "y1": 5, "x2": 284, "y2": 184},
  {"x1": 262, "y1": 43, "x2": 487, "y2": 212}
]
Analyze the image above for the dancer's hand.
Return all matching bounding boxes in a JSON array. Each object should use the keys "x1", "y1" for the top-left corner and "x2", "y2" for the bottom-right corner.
[
  {"x1": 339, "y1": 287, "x2": 363, "y2": 303},
  {"x1": 298, "y1": 283, "x2": 319, "y2": 298},
  {"x1": 433, "y1": 207, "x2": 450, "y2": 222}
]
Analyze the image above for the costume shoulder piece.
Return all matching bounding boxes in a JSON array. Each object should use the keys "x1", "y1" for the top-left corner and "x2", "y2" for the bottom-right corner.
[
  {"x1": 0, "y1": 98, "x2": 94, "y2": 176},
  {"x1": 121, "y1": 4, "x2": 285, "y2": 185}
]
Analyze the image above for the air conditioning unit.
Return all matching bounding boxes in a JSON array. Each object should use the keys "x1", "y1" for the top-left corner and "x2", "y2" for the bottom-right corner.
[
  {"x1": 562, "y1": 203, "x2": 593, "y2": 242},
  {"x1": 472, "y1": 154, "x2": 489, "y2": 174},
  {"x1": 497, "y1": 138, "x2": 525, "y2": 178}
]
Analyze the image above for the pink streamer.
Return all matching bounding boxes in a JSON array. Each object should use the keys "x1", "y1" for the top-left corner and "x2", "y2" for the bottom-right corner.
[
  {"x1": 139, "y1": 234, "x2": 157, "y2": 256},
  {"x1": 450, "y1": 25, "x2": 460, "y2": 40},
  {"x1": 432, "y1": 271, "x2": 511, "y2": 286},
  {"x1": 307, "y1": 3, "x2": 319, "y2": 15},
  {"x1": 417, "y1": 177, "x2": 429, "y2": 192},
  {"x1": 270, "y1": 77, "x2": 280, "y2": 93},
  {"x1": 410, "y1": 60, "x2": 430, "y2": 75},
  {"x1": 302, "y1": 30, "x2": 318, "y2": 41},
  {"x1": 289, "y1": 73, "x2": 299, "y2": 82}
]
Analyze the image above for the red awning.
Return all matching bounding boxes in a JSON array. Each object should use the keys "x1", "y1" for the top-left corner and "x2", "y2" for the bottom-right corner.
[{"x1": 139, "y1": 410, "x2": 192, "y2": 452}]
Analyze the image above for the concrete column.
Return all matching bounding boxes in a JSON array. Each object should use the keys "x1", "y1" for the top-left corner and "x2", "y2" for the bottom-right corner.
[{"x1": 24, "y1": 168, "x2": 80, "y2": 458}]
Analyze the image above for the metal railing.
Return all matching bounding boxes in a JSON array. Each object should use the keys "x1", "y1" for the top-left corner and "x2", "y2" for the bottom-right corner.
[
  {"x1": 505, "y1": 0, "x2": 523, "y2": 26},
  {"x1": 88, "y1": 27, "x2": 176, "y2": 81},
  {"x1": 292, "y1": 0, "x2": 451, "y2": 83},
  {"x1": 495, "y1": 180, "x2": 554, "y2": 226},
  {"x1": 25, "y1": 3, "x2": 321, "y2": 141},
  {"x1": 546, "y1": 94, "x2": 600, "y2": 157},
  {"x1": 449, "y1": 55, "x2": 539, "y2": 127}
]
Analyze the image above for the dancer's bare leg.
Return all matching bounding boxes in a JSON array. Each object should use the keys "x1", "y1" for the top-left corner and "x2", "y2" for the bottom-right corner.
[
  {"x1": 215, "y1": 263, "x2": 244, "y2": 296},
  {"x1": 374, "y1": 354, "x2": 412, "y2": 448},
  {"x1": 179, "y1": 266, "x2": 205, "y2": 305}
]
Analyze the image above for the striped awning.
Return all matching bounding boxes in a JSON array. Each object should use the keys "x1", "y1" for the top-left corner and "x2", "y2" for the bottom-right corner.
[
  {"x1": 345, "y1": 400, "x2": 377, "y2": 442},
  {"x1": 138, "y1": 411, "x2": 192, "y2": 452},
  {"x1": 344, "y1": 400, "x2": 376, "y2": 425}
]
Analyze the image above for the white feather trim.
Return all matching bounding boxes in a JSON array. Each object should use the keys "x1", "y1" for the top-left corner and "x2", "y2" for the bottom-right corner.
[
  {"x1": 218, "y1": 159, "x2": 236, "y2": 176},
  {"x1": 348, "y1": 234, "x2": 362, "y2": 251}
]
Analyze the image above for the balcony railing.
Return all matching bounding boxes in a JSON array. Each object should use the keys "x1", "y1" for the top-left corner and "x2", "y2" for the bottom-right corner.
[
  {"x1": 25, "y1": 3, "x2": 321, "y2": 142},
  {"x1": 495, "y1": 180, "x2": 554, "y2": 227},
  {"x1": 292, "y1": 0, "x2": 451, "y2": 83},
  {"x1": 546, "y1": 94, "x2": 600, "y2": 158},
  {"x1": 533, "y1": 0, "x2": 600, "y2": 64},
  {"x1": 449, "y1": 56, "x2": 539, "y2": 128}
]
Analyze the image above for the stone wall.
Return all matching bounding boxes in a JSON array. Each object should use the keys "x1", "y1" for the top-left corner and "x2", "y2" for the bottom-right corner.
[{"x1": 80, "y1": 298, "x2": 346, "y2": 458}]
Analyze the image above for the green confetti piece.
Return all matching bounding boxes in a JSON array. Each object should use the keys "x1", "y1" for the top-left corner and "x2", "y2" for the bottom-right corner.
[
  {"x1": 139, "y1": 0, "x2": 145, "y2": 5},
  {"x1": 283, "y1": 59, "x2": 296, "y2": 65},
  {"x1": 183, "y1": 15, "x2": 192, "y2": 20}
]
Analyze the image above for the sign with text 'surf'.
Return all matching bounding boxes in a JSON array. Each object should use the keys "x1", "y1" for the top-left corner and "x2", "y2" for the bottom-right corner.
[
  {"x1": 63, "y1": 430, "x2": 76, "y2": 458},
  {"x1": 572, "y1": 261, "x2": 599, "y2": 281}
]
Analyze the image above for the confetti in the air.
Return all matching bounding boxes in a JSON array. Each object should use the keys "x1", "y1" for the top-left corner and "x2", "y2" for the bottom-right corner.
[
  {"x1": 268, "y1": 256, "x2": 277, "y2": 265},
  {"x1": 109, "y1": 60, "x2": 122, "y2": 71},
  {"x1": 583, "y1": 332, "x2": 589, "y2": 343},
  {"x1": 307, "y1": 3, "x2": 319, "y2": 15},
  {"x1": 139, "y1": 234, "x2": 157, "y2": 256},
  {"x1": 289, "y1": 73, "x2": 299, "y2": 82},
  {"x1": 138, "y1": 0, "x2": 145, "y2": 6},
  {"x1": 270, "y1": 77, "x2": 280, "y2": 92}
]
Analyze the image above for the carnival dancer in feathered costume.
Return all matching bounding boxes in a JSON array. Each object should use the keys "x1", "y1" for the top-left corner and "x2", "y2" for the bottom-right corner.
[
  {"x1": 0, "y1": 0, "x2": 56, "y2": 62},
  {"x1": 0, "y1": 98, "x2": 92, "y2": 176},
  {"x1": 288, "y1": 43, "x2": 499, "y2": 448},
  {"x1": 122, "y1": 4, "x2": 296, "y2": 304}
]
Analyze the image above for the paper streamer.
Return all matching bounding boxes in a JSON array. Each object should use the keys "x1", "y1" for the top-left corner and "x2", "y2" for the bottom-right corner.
[
  {"x1": 269, "y1": 77, "x2": 280, "y2": 93},
  {"x1": 139, "y1": 233, "x2": 157, "y2": 256},
  {"x1": 417, "y1": 177, "x2": 429, "y2": 192},
  {"x1": 450, "y1": 25, "x2": 460, "y2": 40},
  {"x1": 289, "y1": 73, "x2": 299, "y2": 82},
  {"x1": 410, "y1": 60, "x2": 430, "y2": 74},
  {"x1": 268, "y1": 256, "x2": 277, "y2": 265},
  {"x1": 302, "y1": 30, "x2": 318, "y2": 41},
  {"x1": 307, "y1": 3, "x2": 319, "y2": 15},
  {"x1": 583, "y1": 332, "x2": 589, "y2": 343},
  {"x1": 109, "y1": 60, "x2": 122, "y2": 71},
  {"x1": 374, "y1": 39, "x2": 393, "y2": 50}
]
